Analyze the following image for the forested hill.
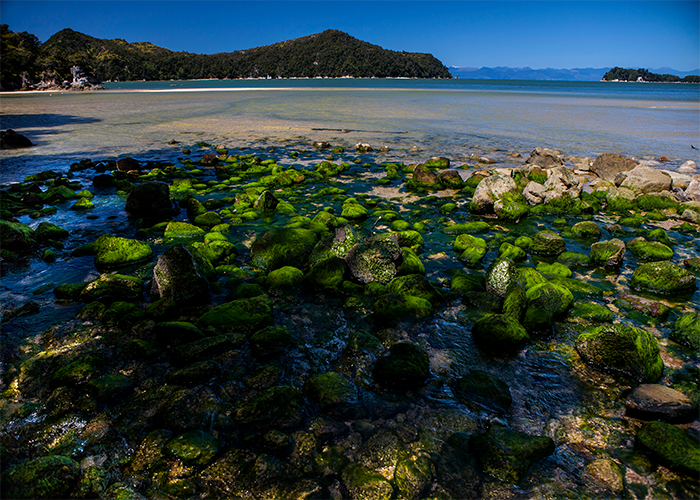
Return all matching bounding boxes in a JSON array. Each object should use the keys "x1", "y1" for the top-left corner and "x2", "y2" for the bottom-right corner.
[
  {"x1": 602, "y1": 67, "x2": 699, "y2": 83},
  {"x1": 1, "y1": 26, "x2": 452, "y2": 89}
]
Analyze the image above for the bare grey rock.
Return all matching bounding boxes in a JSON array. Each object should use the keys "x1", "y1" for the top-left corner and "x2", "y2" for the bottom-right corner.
[
  {"x1": 471, "y1": 172, "x2": 519, "y2": 214},
  {"x1": 523, "y1": 181, "x2": 546, "y2": 206},
  {"x1": 590, "y1": 153, "x2": 638, "y2": 182},
  {"x1": 523, "y1": 147, "x2": 564, "y2": 169},
  {"x1": 620, "y1": 166, "x2": 672, "y2": 194},
  {"x1": 626, "y1": 384, "x2": 696, "y2": 422}
]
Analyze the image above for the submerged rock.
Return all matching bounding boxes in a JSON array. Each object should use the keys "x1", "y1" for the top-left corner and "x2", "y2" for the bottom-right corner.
[
  {"x1": 373, "y1": 342, "x2": 430, "y2": 390},
  {"x1": 469, "y1": 426, "x2": 555, "y2": 484},
  {"x1": 575, "y1": 324, "x2": 664, "y2": 383},
  {"x1": 81, "y1": 273, "x2": 143, "y2": 303},
  {"x1": 1, "y1": 455, "x2": 80, "y2": 499},
  {"x1": 250, "y1": 227, "x2": 319, "y2": 272},
  {"x1": 452, "y1": 370, "x2": 512, "y2": 413},
  {"x1": 124, "y1": 181, "x2": 173, "y2": 218},
  {"x1": 196, "y1": 296, "x2": 273, "y2": 335},
  {"x1": 472, "y1": 314, "x2": 529, "y2": 354}
]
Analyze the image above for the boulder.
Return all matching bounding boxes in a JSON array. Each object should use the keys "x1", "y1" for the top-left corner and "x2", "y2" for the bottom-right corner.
[
  {"x1": 472, "y1": 314, "x2": 530, "y2": 354},
  {"x1": 0, "y1": 220, "x2": 36, "y2": 251},
  {"x1": 125, "y1": 181, "x2": 173, "y2": 218},
  {"x1": 345, "y1": 235, "x2": 402, "y2": 285},
  {"x1": 374, "y1": 293, "x2": 434, "y2": 325},
  {"x1": 584, "y1": 459, "x2": 624, "y2": 494},
  {"x1": 341, "y1": 464, "x2": 393, "y2": 500},
  {"x1": 303, "y1": 372, "x2": 358, "y2": 417},
  {"x1": 530, "y1": 230, "x2": 566, "y2": 257},
  {"x1": 373, "y1": 342, "x2": 430, "y2": 390},
  {"x1": 571, "y1": 221, "x2": 601, "y2": 240},
  {"x1": 469, "y1": 426, "x2": 555, "y2": 484},
  {"x1": 662, "y1": 170, "x2": 693, "y2": 190},
  {"x1": 94, "y1": 235, "x2": 153, "y2": 270},
  {"x1": 454, "y1": 234, "x2": 487, "y2": 266},
  {"x1": 630, "y1": 261, "x2": 696, "y2": 295},
  {"x1": 575, "y1": 324, "x2": 663, "y2": 383},
  {"x1": 249, "y1": 326, "x2": 294, "y2": 357},
  {"x1": 233, "y1": 385, "x2": 304, "y2": 428},
  {"x1": 670, "y1": 312, "x2": 700, "y2": 350},
  {"x1": 0, "y1": 129, "x2": 33, "y2": 149},
  {"x1": 0, "y1": 455, "x2": 80, "y2": 499},
  {"x1": 411, "y1": 165, "x2": 440, "y2": 188},
  {"x1": 590, "y1": 239, "x2": 626, "y2": 269},
  {"x1": 250, "y1": 227, "x2": 319, "y2": 273},
  {"x1": 470, "y1": 172, "x2": 519, "y2": 214},
  {"x1": 542, "y1": 166, "x2": 581, "y2": 203},
  {"x1": 81, "y1": 274, "x2": 143, "y2": 303},
  {"x1": 485, "y1": 257, "x2": 518, "y2": 298},
  {"x1": 590, "y1": 154, "x2": 638, "y2": 182},
  {"x1": 165, "y1": 430, "x2": 218, "y2": 466},
  {"x1": 620, "y1": 166, "x2": 672, "y2": 193},
  {"x1": 196, "y1": 296, "x2": 272, "y2": 335},
  {"x1": 627, "y1": 237, "x2": 673, "y2": 262},
  {"x1": 116, "y1": 157, "x2": 141, "y2": 171},
  {"x1": 678, "y1": 160, "x2": 697, "y2": 174},
  {"x1": 424, "y1": 156, "x2": 450, "y2": 168},
  {"x1": 625, "y1": 384, "x2": 696, "y2": 422},
  {"x1": 636, "y1": 421, "x2": 700, "y2": 475},
  {"x1": 151, "y1": 244, "x2": 210, "y2": 306},
  {"x1": 523, "y1": 147, "x2": 564, "y2": 169},
  {"x1": 523, "y1": 181, "x2": 546, "y2": 205},
  {"x1": 438, "y1": 169, "x2": 464, "y2": 189}
]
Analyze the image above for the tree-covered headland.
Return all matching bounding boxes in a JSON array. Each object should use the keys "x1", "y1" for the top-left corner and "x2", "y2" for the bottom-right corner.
[{"x1": 602, "y1": 66, "x2": 699, "y2": 83}]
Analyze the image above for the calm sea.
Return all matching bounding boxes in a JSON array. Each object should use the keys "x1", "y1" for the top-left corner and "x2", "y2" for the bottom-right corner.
[{"x1": 1, "y1": 78, "x2": 699, "y2": 183}]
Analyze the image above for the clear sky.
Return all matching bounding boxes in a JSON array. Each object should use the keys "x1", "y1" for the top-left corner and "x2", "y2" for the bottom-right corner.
[{"x1": 2, "y1": 1, "x2": 699, "y2": 71}]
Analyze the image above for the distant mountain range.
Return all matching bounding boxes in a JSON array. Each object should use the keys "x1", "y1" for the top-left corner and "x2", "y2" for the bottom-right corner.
[
  {"x1": 450, "y1": 66, "x2": 700, "y2": 81},
  {"x1": 0, "y1": 25, "x2": 452, "y2": 90}
]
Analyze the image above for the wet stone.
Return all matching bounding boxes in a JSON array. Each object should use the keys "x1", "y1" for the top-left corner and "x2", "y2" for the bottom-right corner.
[{"x1": 625, "y1": 384, "x2": 697, "y2": 422}]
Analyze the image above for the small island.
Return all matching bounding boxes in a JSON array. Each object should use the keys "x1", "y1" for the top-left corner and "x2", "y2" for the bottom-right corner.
[{"x1": 602, "y1": 66, "x2": 699, "y2": 83}]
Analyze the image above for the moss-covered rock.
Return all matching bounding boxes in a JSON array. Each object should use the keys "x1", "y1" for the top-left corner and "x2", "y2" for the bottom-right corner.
[
  {"x1": 584, "y1": 458, "x2": 625, "y2": 494},
  {"x1": 250, "y1": 227, "x2": 319, "y2": 272},
  {"x1": 234, "y1": 385, "x2": 304, "y2": 428},
  {"x1": 571, "y1": 220, "x2": 601, "y2": 240},
  {"x1": 576, "y1": 324, "x2": 664, "y2": 383},
  {"x1": 557, "y1": 251, "x2": 590, "y2": 268},
  {"x1": 164, "y1": 430, "x2": 218, "y2": 466},
  {"x1": 472, "y1": 314, "x2": 530, "y2": 354},
  {"x1": 304, "y1": 257, "x2": 348, "y2": 292},
  {"x1": 346, "y1": 236, "x2": 401, "y2": 285},
  {"x1": 469, "y1": 426, "x2": 555, "y2": 484},
  {"x1": 164, "y1": 221, "x2": 206, "y2": 240},
  {"x1": 450, "y1": 272, "x2": 485, "y2": 296},
  {"x1": 525, "y1": 281, "x2": 574, "y2": 318},
  {"x1": 485, "y1": 258, "x2": 518, "y2": 298},
  {"x1": 452, "y1": 370, "x2": 512, "y2": 413},
  {"x1": 249, "y1": 325, "x2": 294, "y2": 357},
  {"x1": 636, "y1": 420, "x2": 700, "y2": 475},
  {"x1": 630, "y1": 261, "x2": 697, "y2": 295},
  {"x1": 93, "y1": 235, "x2": 153, "y2": 270},
  {"x1": 535, "y1": 262, "x2": 572, "y2": 279},
  {"x1": 530, "y1": 230, "x2": 566, "y2": 257},
  {"x1": 393, "y1": 229, "x2": 424, "y2": 252},
  {"x1": 567, "y1": 302, "x2": 613, "y2": 323},
  {"x1": 374, "y1": 293, "x2": 434, "y2": 325},
  {"x1": 341, "y1": 199, "x2": 369, "y2": 220},
  {"x1": 499, "y1": 242, "x2": 527, "y2": 262},
  {"x1": 442, "y1": 221, "x2": 490, "y2": 235},
  {"x1": 53, "y1": 283, "x2": 87, "y2": 300},
  {"x1": 396, "y1": 248, "x2": 425, "y2": 276},
  {"x1": 0, "y1": 219, "x2": 35, "y2": 251},
  {"x1": 628, "y1": 237, "x2": 673, "y2": 262},
  {"x1": 494, "y1": 191, "x2": 530, "y2": 222},
  {"x1": 35, "y1": 221, "x2": 69, "y2": 241},
  {"x1": 517, "y1": 267, "x2": 547, "y2": 291},
  {"x1": 454, "y1": 234, "x2": 488, "y2": 266},
  {"x1": 196, "y1": 296, "x2": 273, "y2": 335},
  {"x1": 341, "y1": 464, "x2": 393, "y2": 500},
  {"x1": 303, "y1": 372, "x2": 358, "y2": 417},
  {"x1": 265, "y1": 265, "x2": 304, "y2": 292},
  {"x1": 590, "y1": 238, "x2": 626, "y2": 269},
  {"x1": 385, "y1": 274, "x2": 442, "y2": 304},
  {"x1": 151, "y1": 243, "x2": 210, "y2": 306},
  {"x1": 373, "y1": 342, "x2": 430, "y2": 390},
  {"x1": 671, "y1": 313, "x2": 700, "y2": 351},
  {"x1": 394, "y1": 452, "x2": 435, "y2": 500},
  {"x1": 80, "y1": 273, "x2": 143, "y2": 303},
  {"x1": 1, "y1": 455, "x2": 80, "y2": 499},
  {"x1": 190, "y1": 239, "x2": 237, "y2": 266}
]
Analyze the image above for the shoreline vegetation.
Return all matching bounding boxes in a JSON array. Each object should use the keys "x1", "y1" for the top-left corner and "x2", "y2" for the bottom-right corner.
[
  {"x1": 602, "y1": 67, "x2": 700, "y2": 83},
  {"x1": 1, "y1": 136, "x2": 699, "y2": 498},
  {"x1": 0, "y1": 25, "x2": 451, "y2": 92}
]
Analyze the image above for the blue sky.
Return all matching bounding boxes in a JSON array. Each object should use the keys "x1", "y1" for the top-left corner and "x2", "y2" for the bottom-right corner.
[{"x1": 2, "y1": 1, "x2": 699, "y2": 70}]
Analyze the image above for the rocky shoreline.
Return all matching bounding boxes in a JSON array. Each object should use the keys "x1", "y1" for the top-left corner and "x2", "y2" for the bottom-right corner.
[{"x1": 1, "y1": 142, "x2": 699, "y2": 499}]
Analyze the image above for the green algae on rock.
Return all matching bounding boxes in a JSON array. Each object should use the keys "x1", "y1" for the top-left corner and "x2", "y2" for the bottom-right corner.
[
  {"x1": 469, "y1": 426, "x2": 555, "y2": 484},
  {"x1": 590, "y1": 238, "x2": 626, "y2": 269},
  {"x1": 341, "y1": 464, "x2": 393, "y2": 500},
  {"x1": 576, "y1": 324, "x2": 664, "y2": 383},
  {"x1": 630, "y1": 261, "x2": 697, "y2": 295},
  {"x1": 93, "y1": 235, "x2": 153, "y2": 269},
  {"x1": 530, "y1": 229, "x2": 566, "y2": 257},
  {"x1": 234, "y1": 385, "x2": 304, "y2": 428},
  {"x1": 373, "y1": 342, "x2": 430, "y2": 390},
  {"x1": 485, "y1": 258, "x2": 518, "y2": 298},
  {"x1": 196, "y1": 296, "x2": 273, "y2": 335},
  {"x1": 151, "y1": 244, "x2": 210, "y2": 306},
  {"x1": 164, "y1": 430, "x2": 218, "y2": 466},
  {"x1": 472, "y1": 314, "x2": 530, "y2": 354},
  {"x1": 627, "y1": 237, "x2": 674, "y2": 262},
  {"x1": 303, "y1": 371, "x2": 358, "y2": 417},
  {"x1": 250, "y1": 227, "x2": 319, "y2": 272},
  {"x1": 1, "y1": 455, "x2": 81, "y2": 500},
  {"x1": 80, "y1": 273, "x2": 143, "y2": 303},
  {"x1": 671, "y1": 312, "x2": 700, "y2": 351},
  {"x1": 249, "y1": 325, "x2": 294, "y2": 357},
  {"x1": 636, "y1": 420, "x2": 700, "y2": 475},
  {"x1": 454, "y1": 234, "x2": 488, "y2": 266},
  {"x1": 373, "y1": 293, "x2": 434, "y2": 325},
  {"x1": 452, "y1": 370, "x2": 513, "y2": 413}
]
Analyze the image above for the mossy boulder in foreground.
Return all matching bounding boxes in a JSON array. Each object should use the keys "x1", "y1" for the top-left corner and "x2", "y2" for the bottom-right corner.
[
  {"x1": 469, "y1": 426, "x2": 555, "y2": 484},
  {"x1": 94, "y1": 235, "x2": 153, "y2": 269},
  {"x1": 575, "y1": 324, "x2": 664, "y2": 383},
  {"x1": 80, "y1": 273, "x2": 143, "y2": 303},
  {"x1": 630, "y1": 261, "x2": 696, "y2": 295},
  {"x1": 250, "y1": 227, "x2": 319, "y2": 272},
  {"x1": 151, "y1": 244, "x2": 210, "y2": 306},
  {"x1": 1, "y1": 455, "x2": 80, "y2": 499},
  {"x1": 196, "y1": 296, "x2": 273, "y2": 335},
  {"x1": 530, "y1": 230, "x2": 566, "y2": 257},
  {"x1": 590, "y1": 238, "x2": 625, "y2": 269},
  {"x1": 373, "y1": 342, "x2": 430, "y2": 390},
  {"x1": 636, "y1": 420, "x2": 700, "y2": 475},
  {"x1": 472, "y1": 314, "x2": 530, "y2": 354}
]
